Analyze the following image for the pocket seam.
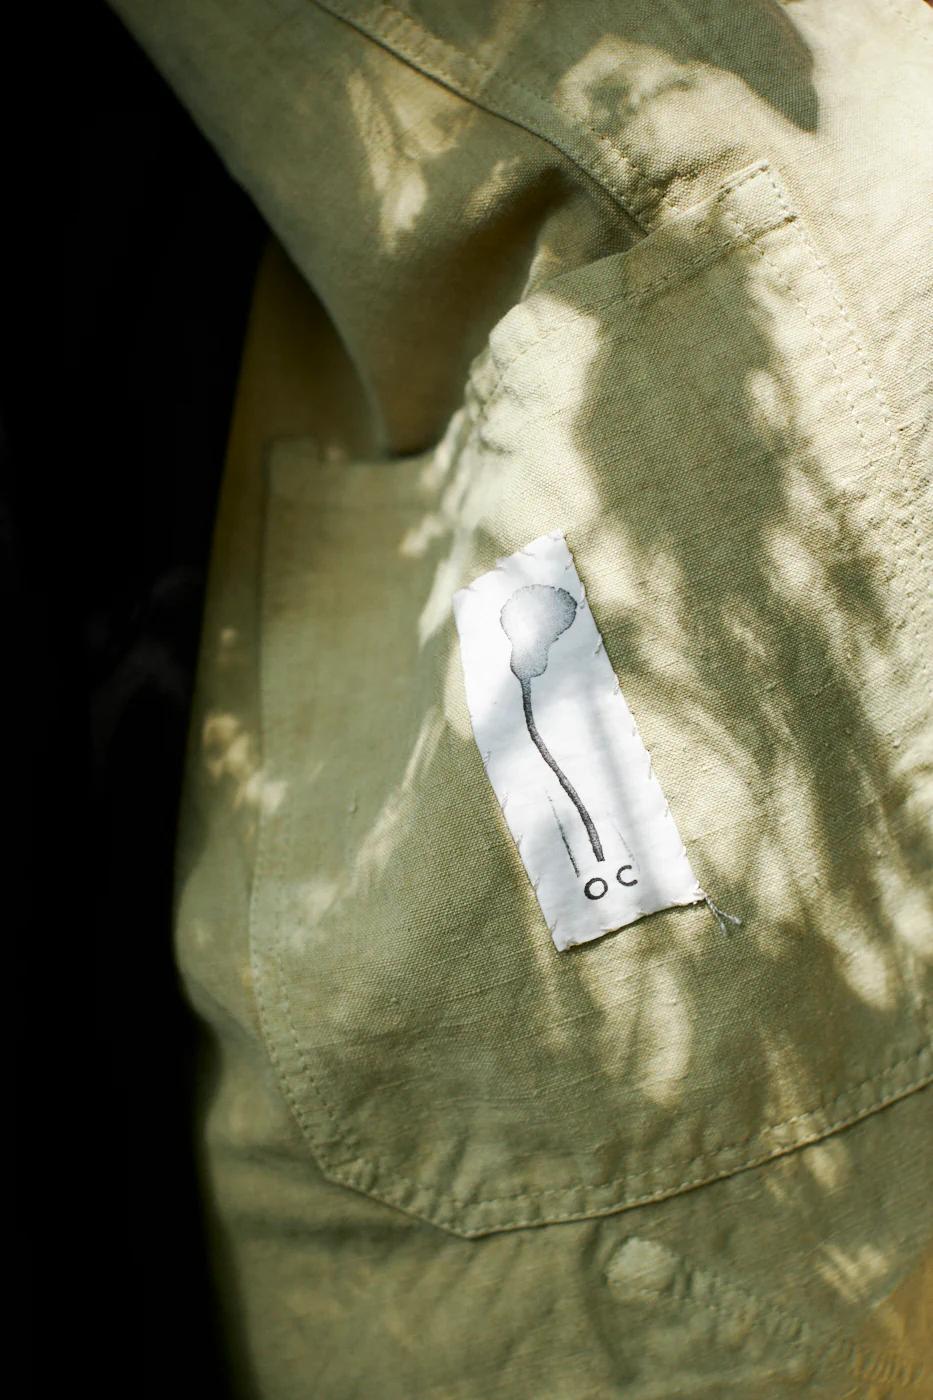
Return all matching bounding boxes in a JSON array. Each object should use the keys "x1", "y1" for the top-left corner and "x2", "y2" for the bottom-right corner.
[
  {"x1": 716, "y1": 164, "x2": 932, "y2": 708},
  {"x1": 466, "y1": 162, "x2": 792, "y2": 424},
  {"x1": 270, "y1": 1031, "x2": 931, "y2": 1234}
]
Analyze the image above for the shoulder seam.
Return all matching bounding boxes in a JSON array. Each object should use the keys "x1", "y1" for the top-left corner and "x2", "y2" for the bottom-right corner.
[{"x1": 310, "y1": 0, "x2": 676, "y2": 232}]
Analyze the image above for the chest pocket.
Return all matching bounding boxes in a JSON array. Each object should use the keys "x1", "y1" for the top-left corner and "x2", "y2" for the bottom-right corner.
[{"x1": 251, "y1": 162, "x2": 931, "y2": 1237}]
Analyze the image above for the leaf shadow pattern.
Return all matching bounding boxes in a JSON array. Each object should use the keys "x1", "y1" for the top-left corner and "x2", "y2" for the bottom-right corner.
[
  {"x1": 166, "y1": 9, "x2": 933, "y2": 1391},
  {"x1": 558, "y1": 212, "x2": 932, "y2": 942},
  {"x1": 269, "y1": 165, "x2": 933, "y2": 1234},
  {"x1": 296, "y1": 0, "x2": 820, "y2": 452}
]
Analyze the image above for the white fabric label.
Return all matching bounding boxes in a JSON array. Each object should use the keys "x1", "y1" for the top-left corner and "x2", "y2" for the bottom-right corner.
[{"x1": 453, "y1": 531, "x2": 704, "y2": 950}]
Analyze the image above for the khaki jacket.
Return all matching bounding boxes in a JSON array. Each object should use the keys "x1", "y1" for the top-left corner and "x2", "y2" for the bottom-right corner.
[{"x1": 111, "y1": 2, "x2": 932, "y2": 1394}]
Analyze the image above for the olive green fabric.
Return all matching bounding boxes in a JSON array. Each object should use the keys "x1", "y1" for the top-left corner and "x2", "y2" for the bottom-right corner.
[{"x1": 110, "y1": 1, "x2": 932, "y2": 1394}]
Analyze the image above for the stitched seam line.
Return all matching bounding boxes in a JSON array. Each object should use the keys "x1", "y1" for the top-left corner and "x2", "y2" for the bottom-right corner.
[
  {"x1": 309, "y1": 0, "x2": 674, "y2": 230},
  {"x1": 248, "y1": 489, "x2": 343, "y2": 1170},
  {"x1": 367, "y1": 1066, "x2": 932, "y2": 1233},
  {"x1": 250, "y1": 448, "x2": 373, "y2": 1178},
  {"x1": 691, "y1": 1265, "x2": 923, "y2": 1389},
  {"x1": 885, "y1": 0, "x2": 933, "y2": 47},
  {"x1": 719, "y1": 167, "x2": 932, "y2": 760},
  {"x1": 791, "y1": 192, "x2": 933, "y2": 688},
  {"x1": 324, "y1": 1051, "x2": 932, "y2": 1214},
  {"x1": 635, "y1": 1241, "x2": 928, "y2": 1390},
  {"x1": 466, "y1": 164, "x2": 781, "y2": 422}
]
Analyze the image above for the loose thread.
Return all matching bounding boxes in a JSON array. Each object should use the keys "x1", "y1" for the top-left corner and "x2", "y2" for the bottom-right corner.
[{"x1": 703, "y1": 894, "x2": 744, "y2": 934}]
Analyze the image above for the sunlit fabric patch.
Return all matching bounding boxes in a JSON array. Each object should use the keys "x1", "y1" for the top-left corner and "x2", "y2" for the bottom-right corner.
[{"x1": 454, "y1": 531, "x2": 707, "y2": 950}]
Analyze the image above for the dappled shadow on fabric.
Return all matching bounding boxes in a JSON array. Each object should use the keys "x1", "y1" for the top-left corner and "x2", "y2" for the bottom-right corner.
[
  {"x1": 301, "y1": 1, "x2": 818, "y2": 453},
  {"x1": 178, "y1": 24, "x2": 930, "y2": 1388},
  {"x1": 304, "y1": 179, "x2": 933, "y2": 1239}
]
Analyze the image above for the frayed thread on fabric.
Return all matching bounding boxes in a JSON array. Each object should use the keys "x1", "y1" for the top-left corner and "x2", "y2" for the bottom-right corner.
[{"x1": 703, "y1": 894, "x2": 743, "y2": 934}]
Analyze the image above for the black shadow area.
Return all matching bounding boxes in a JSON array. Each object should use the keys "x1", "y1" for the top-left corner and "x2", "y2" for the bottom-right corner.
[{"x1": 12, "y1": 6, "x2": 263, "y2": 1396}]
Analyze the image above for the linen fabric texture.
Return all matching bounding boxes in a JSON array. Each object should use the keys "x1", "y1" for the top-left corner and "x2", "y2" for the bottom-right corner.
[{"x1": 109, "y1": 1, "x2": 933, "y2": 1395}]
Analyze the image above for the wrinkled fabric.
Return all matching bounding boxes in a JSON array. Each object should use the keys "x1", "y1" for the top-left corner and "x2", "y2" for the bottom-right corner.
[{"x1": 109, "y1": 2, "x2": 932, "y2": 1395}]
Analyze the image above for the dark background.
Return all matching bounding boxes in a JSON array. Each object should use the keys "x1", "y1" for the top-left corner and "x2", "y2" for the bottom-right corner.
[{"x1": 13, "y1": 5, "x2": 264, "y2": 1392}]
